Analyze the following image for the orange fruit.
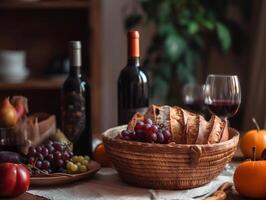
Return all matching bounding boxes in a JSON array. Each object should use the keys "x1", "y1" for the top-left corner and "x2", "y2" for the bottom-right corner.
[{"x1": 94, "y1": 143, "x2": 112, "y2": 167}]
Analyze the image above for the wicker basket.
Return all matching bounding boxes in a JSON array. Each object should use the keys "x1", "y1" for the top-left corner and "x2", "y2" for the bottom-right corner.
[{"x1": 102, "y1": 125, "x2": 239, "y2": 190}]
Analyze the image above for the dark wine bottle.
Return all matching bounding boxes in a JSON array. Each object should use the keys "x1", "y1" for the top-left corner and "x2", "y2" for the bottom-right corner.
[
  {"x1": 118, "y1": 31, "x2": 149, "y2": 125},
  {"x1": 61, "y1": 41, "x2": 92, "y2": 156}
]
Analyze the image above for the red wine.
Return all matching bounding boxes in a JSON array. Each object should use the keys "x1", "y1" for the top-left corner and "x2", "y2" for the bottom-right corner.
[
  {"x1": 61, "y1": 41, "x2": 92, "y2": 156},
  {"x1": 118, "y1": 31, "x2": 149, "y2": 125},
  {"x1": 184, "y1": 100, "x2": 204, "y2": 113},
  {"x1": 206, "y1": 100, "x2": 240, "y2": 118}
]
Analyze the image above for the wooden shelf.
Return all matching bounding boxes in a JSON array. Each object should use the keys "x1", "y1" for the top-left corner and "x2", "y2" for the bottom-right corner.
[
  {"x1": 0, "y1": 1, "x2": 89, "y2": 10},
  {"x1": 0, "y1": 0, "x2": 101, "y2": 133},
  {"x1": 0, "y1": 78, "x2": 65, "y2": 90}
]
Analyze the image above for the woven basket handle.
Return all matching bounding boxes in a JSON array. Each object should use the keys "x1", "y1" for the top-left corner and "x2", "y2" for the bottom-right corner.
[{"x1": 189, "y1": 145, "x2": 202, "y2": 167}]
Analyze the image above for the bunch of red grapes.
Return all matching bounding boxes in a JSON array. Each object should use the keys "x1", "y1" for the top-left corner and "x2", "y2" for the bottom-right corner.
[
  {"x1": 27, "y1": 140, "x2": 73, "y2": 173},
  {"x1": 120, "y1": 118, "x2": 172, "y2": 144}
]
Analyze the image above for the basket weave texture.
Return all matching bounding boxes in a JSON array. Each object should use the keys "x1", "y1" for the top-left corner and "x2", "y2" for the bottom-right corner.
[{"x1": 103, "y1": 125, "x2": 239, "y2": 190}]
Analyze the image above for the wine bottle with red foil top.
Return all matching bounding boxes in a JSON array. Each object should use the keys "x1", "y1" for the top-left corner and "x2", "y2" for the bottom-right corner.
[{"x1": 118, "y1": 31, "x2": 149, "y2": 125}]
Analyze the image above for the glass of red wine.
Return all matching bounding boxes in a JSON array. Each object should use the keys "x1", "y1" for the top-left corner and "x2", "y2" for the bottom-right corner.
[
  {"x1": 182, "y1": 84, "x2": 206, "y2": 114},
  {"x1": 204, "y1": 74, "x2": 241, "y2": 173},
  {"x1": 204, "y1": 74, "x2": 241, "y2": 120}
]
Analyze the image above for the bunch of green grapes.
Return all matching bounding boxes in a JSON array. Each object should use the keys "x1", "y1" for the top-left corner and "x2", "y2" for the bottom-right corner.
[{"x1": 66, "y1": 155, "x2": 90, "y2": 174}]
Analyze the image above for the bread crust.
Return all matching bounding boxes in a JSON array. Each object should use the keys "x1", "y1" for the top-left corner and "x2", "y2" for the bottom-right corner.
[{"x1": 127, "y1": 105, "x2": 229, "y2": 144}]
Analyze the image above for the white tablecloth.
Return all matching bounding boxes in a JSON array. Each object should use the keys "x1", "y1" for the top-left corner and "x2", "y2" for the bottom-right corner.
[{"x1": 29, "y1": 167, "x2": 234, "y2": 200}]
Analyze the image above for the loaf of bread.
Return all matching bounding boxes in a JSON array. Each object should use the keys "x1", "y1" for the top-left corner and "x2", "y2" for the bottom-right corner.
[{"x1": 128, "y1": 105, "x2": 229, "y2": 144}]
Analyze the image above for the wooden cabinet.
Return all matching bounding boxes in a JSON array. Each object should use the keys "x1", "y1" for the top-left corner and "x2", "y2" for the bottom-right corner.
[{"x1": 0, "y1": 0, "x2": 101, "y2": 134}]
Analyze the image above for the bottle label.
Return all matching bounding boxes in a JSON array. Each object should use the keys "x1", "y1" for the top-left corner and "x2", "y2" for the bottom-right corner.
[
  {"x1": 61, "y1": 92, "x2": 86, "y2": 142},
  {"x1": 119, "y1": 107, "x2": 148, "y2": 125}
]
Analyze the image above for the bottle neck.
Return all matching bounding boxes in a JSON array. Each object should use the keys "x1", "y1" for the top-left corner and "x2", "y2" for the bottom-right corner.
[
  {"x1": 70, "y1": 66, "x2": 81, "y2": 77},
  {"x1": 127, "y1": 57, "x2": 140, "y2": 67},
  {"x1": 69, "y1": 41, "x2": 82, "y2": 77},
  {"x1": 127, "y1": 31, "x2": 140, "y2": 67}
]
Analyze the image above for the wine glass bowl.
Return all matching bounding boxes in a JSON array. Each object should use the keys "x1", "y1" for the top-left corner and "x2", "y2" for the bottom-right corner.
[
  {"x1": 182, "y1": 84, "x2": 206, "y2": 114},
  {"x1": 0, "y1": 121, "x2": 28, "y2": 151},
  {"x1": 204, "y1": 75, "x2": 241, "y2": 119}
]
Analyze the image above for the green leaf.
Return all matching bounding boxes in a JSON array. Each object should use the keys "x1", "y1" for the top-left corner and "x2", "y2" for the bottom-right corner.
[
  {"x1": 201, "y1": 19, "x2": 215, "y2": 30},
  {"x1": 188, "y1": 22, "x2": 199, "y2": 34},
  {"x1": 159, "y1": 23, "x2": 175, "y2": 36},
  {"x1": 216, "y1": 22, "x2": 231, "y2": 51},
  {"x1": 164, "y1": 33, "x2": 186, "y2": 62}
]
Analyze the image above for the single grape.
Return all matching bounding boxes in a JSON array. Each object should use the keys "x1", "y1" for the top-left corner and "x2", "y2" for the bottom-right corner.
[
  {"x1": 28, "y1": 147, "x2": 37, "y2": 156},
  {"x1": 147, "y1": 133, "x2": 157, "y2": 143},
  {"x1": 76, "y1": 156, "x2": 84, "y2": 163},
  {"x1": 135, "y1": 130, "x2": 145, "y2": 142},
  {"x1": 70, "y1": 164, "x2": 78, "y2": 172},
  {"x1": 53, "y1": 142, "x2": 64, "y2": 151},
  {"x1": 46, "y1": 140, "x2": 54, "y2": 146},
  {"x1": 162, "y1": 130, "x2": 171, "y2": 143},
  {"x1": 46, "y1": 145, "x2": 55, "y2": 153},
  {"x1": 55, "y1": 159, "x2": 64, "y2": 168},
  {"x1": 129, "y1": 132, "x2": 137, "y2": 140},
  {"x1": 42, "y1": 160, "x2": 51, "y2": 170},
  {"x1": 66, "y1": 161, "x2": 74, "y2": 170},
  {"x1": 62, "y1": 151, "x2": 70, "y2": 161},
  {"x1": 36, "y1": 153, "x2": 44, "y2": 161},
  {"x1": 144, "y1": 118, "x2": 153, "y2": 125},
  {"x1": 134, "y1": 121, "x2": 144, "y2": 132},
  {"x1": 28, "y1": 157, "x2": 35, "y2": 165},
  {"x1": 148, "y1": 125, "x2": 158, "y2": 134},
  {"x1": 36, "y1": 146, "x2": 43, "y2": 153},
  {"x1": 143, "y1": 124, "x2": 152, "y2": 134},
  {"x1": 68, "y1": 151, "x2": 74, "y2": 158},
  {"x1": 123, "y1": 136, "x2": 130, "y2": 140},
  {"x1": 81, "y1": 159, "x2": 89, "y2": 166},
  {"x1": 53, "y1": 151, "x2": 62, "y2": 160},
  {"x1": 35, "y1": 161, "x2": 42, "y2": 169},
  {"x1": 72, "y1": 155, "x2": 79, "y2": 163},
  {"x1": 76, "y1": 162, "x2": 82, "y2": 167},
  {"x1": 46, "y1": 154, "x2": 54, "y2": 162},
  {"x1": 78, "y1": 165, "x2": 87, "y2": 173},
  {"x1": 67, "y1": 162, "x2": 78, "y2": 173},
  {"x1": 121, "y1": 130, "x2": 130, "y2": 138},
  {"x1": 84, "y1": 156, "x2": 90, "y2": 161},
  {"x1": 41, "y1": 147, "x2": 49, "y2": 157},
  {"x1": 156, "y1": 131, "x2": 165, "y2": 144}
]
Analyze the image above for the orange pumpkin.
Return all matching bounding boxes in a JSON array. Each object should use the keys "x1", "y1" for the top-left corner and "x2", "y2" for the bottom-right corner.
[
  {"x1": 94, "y1": 143, "x2": 112, "y2": 167},
  {"x1": 240, "y1": 129, "x2": 266, "y2": 159},
  {"x1": 234, "y1": 160, "x2": 266, "y2": 198}
]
